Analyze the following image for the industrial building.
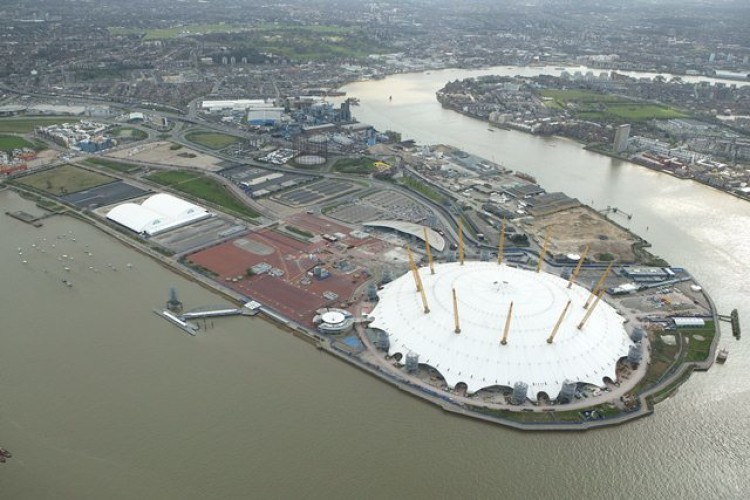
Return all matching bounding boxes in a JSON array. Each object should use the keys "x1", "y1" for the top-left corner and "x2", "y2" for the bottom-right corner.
[
  {"x1": 368, "y1": 261, "x2": 633, "y2": 402},
  {"x1": 106, "y1": 193, "x2": 211, "y2": 236},
  {"x1": 247, "y1": 106, "x2": 284, "y2": 125},
  {"x1": 613, "y1": 124, "x2": 631, "y2": 153},
  {"x1": 200, "y1": 99, "x2": 282, "y2": 124}
]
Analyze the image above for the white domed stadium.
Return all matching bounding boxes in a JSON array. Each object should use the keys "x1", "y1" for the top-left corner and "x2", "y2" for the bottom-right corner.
[{"x1": 368, "y1": 261, "x2": 633, "y2": 402}]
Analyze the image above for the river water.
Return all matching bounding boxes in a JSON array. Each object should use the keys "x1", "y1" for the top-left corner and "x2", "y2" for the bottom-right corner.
[{"x1": 1, "y1": 67, "x2": 749, "y2": 499}]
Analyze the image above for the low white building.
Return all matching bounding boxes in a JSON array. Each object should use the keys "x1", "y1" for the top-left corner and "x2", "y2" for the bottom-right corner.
[{"x1": 106, "y1": 193, "x2": 211, "y2": 235}]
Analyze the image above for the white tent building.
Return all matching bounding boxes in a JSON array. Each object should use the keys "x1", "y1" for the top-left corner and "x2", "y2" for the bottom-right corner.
[
  {"x1": 369, "y1": 261, "x2": 632, "y2": 401},
  {"x1": 106, "y1": 193, "x2": 211, "y2": 236}
]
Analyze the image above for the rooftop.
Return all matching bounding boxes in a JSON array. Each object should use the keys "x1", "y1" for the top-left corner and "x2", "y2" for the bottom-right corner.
[{"x1": 369, "y1": 261, "x2": 632, "y2": 400}]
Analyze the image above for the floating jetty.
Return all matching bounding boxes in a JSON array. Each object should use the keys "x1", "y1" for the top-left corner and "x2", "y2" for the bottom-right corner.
[
  {"x1": 153, "y1": 309, "x2": 198, "y2": 336},
  {"x1": 6, "y1": 210, "x2": 43, "y2": 227},
  {"x1": 718, "y1": 308, "x2": 741, "y2": 339}
]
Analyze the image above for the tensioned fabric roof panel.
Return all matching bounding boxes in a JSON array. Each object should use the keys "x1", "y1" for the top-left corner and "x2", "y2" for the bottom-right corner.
[
  {"x1": 106, "y1": 203, "x2": 163, "y2": 234},
  {"x1": 369, "y1": 261, "x2": 632, "y2": 401},
  {"x1": 363, "y1": 220, "x2": 446, "y2": 251},
  {"x1": 141, "y1": 193, "x2": 206, "y2": 220},
  {"x1": 106, "y1": 193, "x2": 210, "y2": 235}
]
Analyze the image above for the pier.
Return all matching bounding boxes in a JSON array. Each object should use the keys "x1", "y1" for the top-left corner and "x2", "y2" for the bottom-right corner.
[{"x1": 181, "y1": 308, "x2": 245, "y2": 319}]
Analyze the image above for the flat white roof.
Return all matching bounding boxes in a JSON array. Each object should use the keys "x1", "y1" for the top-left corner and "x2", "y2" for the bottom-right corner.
[
  {"x1": 673, "y1": 317, "x2": 705, "y2": 327},
  {"x1": 106, "y1": 193, "x2": 210, "y2": 235},
  {"x1": 369, "y1": 261, "x2": 632, "y2": 400},
  {"x1": 363, "y1": 220, "x2": 445, "y2": 252},
  {"x1": 201, "y1": 99, "x2": 269, "y2": 109},
  {"x1": 321, "y1": 311, "x2": 346, "y2": 324}
]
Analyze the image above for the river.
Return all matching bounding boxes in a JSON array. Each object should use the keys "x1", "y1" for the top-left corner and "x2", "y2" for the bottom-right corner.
[{"x1": 1, "y1": 66, "x2": 749, "y2": 499}]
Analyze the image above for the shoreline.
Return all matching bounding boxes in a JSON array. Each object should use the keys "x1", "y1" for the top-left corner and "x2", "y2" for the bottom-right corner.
[
  {"x1": 4, "y1": 153, "x2": 721, "y2": 430},
  {"x1": 437, "y1": 101, "x2": 749, "y2": 205}
]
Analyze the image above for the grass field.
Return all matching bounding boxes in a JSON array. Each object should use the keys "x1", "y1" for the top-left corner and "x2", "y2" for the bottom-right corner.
[
  {"x1": 539, "y1": 89, "x2": 623, "y2": 103},
  {"x1": 0, "y1": 117, "x2": 75, "y2": 133},
  {"x1": 539, "y1": 89, "x2": 687, "y2": 122},
  {"x1": 683, "y1": 322, "x2": 716, "y2": 362},
  {"x1": 0, "y1": 134, "x2": 36, "y2": 151},
  {"x1": 284, "y1": 225, "x2": 314, "y2": 239},
  {"x1": 397, "y1": 177, "x2": 446, "y2": 203},
  {"x1": 332, "y1": 157, "x2": 375, "y2": 174},
  {"x1": 110, "y1": 23, "x2": 254, "y2": 40},
  {"x1": 17, "y1": 164, "x2": 114, "y2": 195},
  {"x1": 110, "y1": 127, "x2": 148, "y2": 140},
  {"x1": 146, "y1": 170, "x2": 259, "y2": 219},
  {"x1": 185, "y1": 131, "x2": 242, "y2": 149},
  {"x1": 84, "y1": 157, "x2": 140, "y2": 174},
  {"x1": 110, "y1": 23, "x2": 388, "y2": 61}
]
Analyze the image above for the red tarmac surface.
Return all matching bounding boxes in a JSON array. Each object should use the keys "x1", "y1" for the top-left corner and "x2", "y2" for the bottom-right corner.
[
  {"x1": 186, "y1": 228, "x2": 367, "y2": 326},
  {"x1": 285, "y1": 213, "x2": 353, "y2": 236}
]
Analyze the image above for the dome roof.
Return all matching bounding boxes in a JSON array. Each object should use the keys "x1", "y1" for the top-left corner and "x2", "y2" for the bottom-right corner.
[
  {"x1": 369, "y1": 261, "x2": 632, "y2": 400},
  {"x1": 106, "y1": 193, "x2": 210, "y2": 235}
]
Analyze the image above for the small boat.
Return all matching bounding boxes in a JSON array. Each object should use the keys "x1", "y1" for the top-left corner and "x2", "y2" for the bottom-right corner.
[
  {"x1": 717, "y1": 348, "x2": 729, "y2": 363},
  {"x1": 0, "y1": 447, "x2": 11, "y2": 458}
]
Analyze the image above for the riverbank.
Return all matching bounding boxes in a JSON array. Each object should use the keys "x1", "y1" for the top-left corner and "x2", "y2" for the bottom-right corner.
[
  {"x1": 439, "y1": 97, "x2": 750, "y2": 205},
  {"x1": 4, "y1": 150, "x2": 721, "y2": 431}
]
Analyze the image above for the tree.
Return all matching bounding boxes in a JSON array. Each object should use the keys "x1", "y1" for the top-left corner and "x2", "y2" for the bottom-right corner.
[{"x1": 384, "y1": 130, "x2": 401, "y2": 143}]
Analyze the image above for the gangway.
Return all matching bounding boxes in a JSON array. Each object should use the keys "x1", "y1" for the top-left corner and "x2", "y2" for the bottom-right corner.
[{"x1": 180, "y1": 308, "x2": 244, "y2": 320}]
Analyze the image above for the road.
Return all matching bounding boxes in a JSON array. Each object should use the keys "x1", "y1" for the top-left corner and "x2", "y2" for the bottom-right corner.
[{"x1": 1, "y1": 83, "x2": 484, "y2": 255}]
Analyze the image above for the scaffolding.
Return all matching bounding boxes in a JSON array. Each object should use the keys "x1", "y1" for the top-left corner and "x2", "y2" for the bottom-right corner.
[
  {"x1": 556, "y1": 380, "x2": 577, "y2": 404},
  {"x1": 405, "y1": 352, "x2": 419, "y2": 373},
  {"x1": 511, "y1": 381, "x2": 528, "y2": 405},
  {"x1": 628, "y1": 344, "x2": 643, "y2": 366}
]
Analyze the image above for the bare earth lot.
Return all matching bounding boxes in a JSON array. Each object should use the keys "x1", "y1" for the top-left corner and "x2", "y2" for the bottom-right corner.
[
  {"x1": 106, "y1": 141, "x2": 223, "y2": 170},
  {"x1": 522, "y1": 206, "x2": 637, "y2": 262}
]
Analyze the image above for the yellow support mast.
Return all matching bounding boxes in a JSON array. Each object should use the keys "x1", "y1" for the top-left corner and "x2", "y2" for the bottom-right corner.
[
  {"x1": 458, "y1": 219, "x2": 465, "y2": 266},
  {"x1": 406, "y1": 245, "x2": 420, "y2": 292},
  {"x1": 500, "y1": 301, "x2": 514, "y2": 345},
  {"x1": 452, "y1": 288, "x2": 461, "y2": 334},
  {"x1": 497, "y1": 219, "x2": 505, "y2": 265},
  {"x1": 416, "y1": 271, "x2": 430, "y2": 314},
  {"x1": 567, "y1": 245, "x2": 589, "y2": 289},
  {"x1": 547, "y1": 300, "x2": 572, "y2": 344},
  {"x1": 578, "y1": 289, "x2": 605, "y2": 330},
  {"x1": 423, "y1": 227, "x2": 435, "y2": 275},
  {"x1": 406, "y1": 245, "x2": 430, "y2": 313},
  {"x1": 584, "y1": 262, "x2": 613, "y2": 309},
  {"x1": 536, "y1": 227, "x2": 550, "y2": 273}
]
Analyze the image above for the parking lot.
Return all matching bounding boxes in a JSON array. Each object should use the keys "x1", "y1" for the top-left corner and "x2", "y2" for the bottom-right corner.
[
  {"x1": 150, "y1": 216, "x2": 248, "y2": 255},
  {"x1": 274, "y1": 179, "x2": 362, "y2": 207},
  {"x1": 61, "y1": 181, "x2": 150, "y2": 209},
  {"x1": 327, "y1": 189, "x2": 436, "y2": 224}
]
